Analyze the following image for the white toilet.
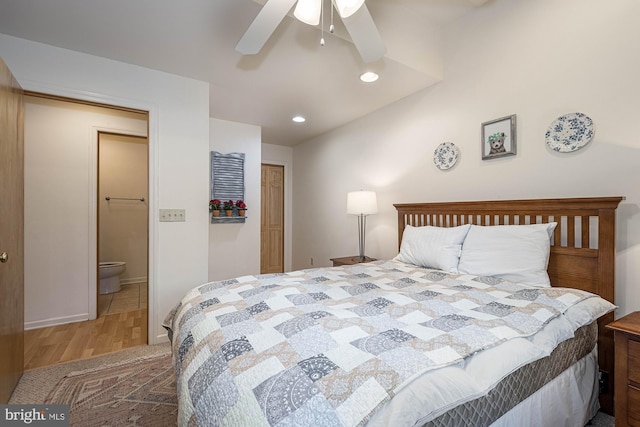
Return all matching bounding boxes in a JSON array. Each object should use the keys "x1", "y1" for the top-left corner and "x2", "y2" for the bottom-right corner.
[{"x1": 99, "y1": 261, "x2": 126, "y2": 294}]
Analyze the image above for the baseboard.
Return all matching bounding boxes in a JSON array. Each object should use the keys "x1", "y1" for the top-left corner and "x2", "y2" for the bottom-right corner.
[
  {"x1": 154, "y1": 333, "x2": 170, "y2": 345},
  {"x1": 120, "y1": 276, "x2": 147, "y2": 285},
  {"x1": 25, "y1": 313, "x2": 89, "y2": 330}
]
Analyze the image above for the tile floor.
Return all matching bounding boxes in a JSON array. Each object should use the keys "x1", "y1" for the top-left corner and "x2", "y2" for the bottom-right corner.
[{"x1": 98, "y1": 282, "x2": 147, "y2": 317}]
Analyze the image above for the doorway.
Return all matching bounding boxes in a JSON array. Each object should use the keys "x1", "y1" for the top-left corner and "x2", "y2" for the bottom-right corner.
[
  {"x1": 21, "y1": 94, "x2": 149, "y2": 368},
  {"x1": 97, "y1": 133, "x2": 148, "y2": 319},
  {"x1": 261, "y1": 164, "x2": 284, "y2": 274}
]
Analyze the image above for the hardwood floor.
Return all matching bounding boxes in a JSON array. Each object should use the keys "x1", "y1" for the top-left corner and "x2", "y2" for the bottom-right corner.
[{"x1": 24, "y1": 307, "x2": 148, "y2": 370}]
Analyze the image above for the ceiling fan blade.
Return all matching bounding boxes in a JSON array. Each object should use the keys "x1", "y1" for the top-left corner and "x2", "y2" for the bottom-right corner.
[
  {"x1": 333, "y1": 0, "x2": 365, "y2": 18},
  {"x1": 236, "y1": 0, "x2": 299, "y2": 55},
  {"x1": 341, "y1": 4, "x2": 386, "y2": 63}
]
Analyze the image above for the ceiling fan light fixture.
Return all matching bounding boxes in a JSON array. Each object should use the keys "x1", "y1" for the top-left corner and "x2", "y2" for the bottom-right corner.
[
  {"x1": 294, "y1": 0, "x2": 321, "y2": 25},
  {"x1": 333, "y1": 0, "x2": 365, "y2": 18},
  {"x1": 236, "y1": 0, "x2": 385, "y2": 63},
  {"x1": 360, "y1": 71, "x2": 379, "y2": 83}
]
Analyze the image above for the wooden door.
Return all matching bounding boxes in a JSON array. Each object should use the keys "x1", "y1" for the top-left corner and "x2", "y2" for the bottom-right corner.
[
  {"x1": 0, "y1": 58, "x2": 24, "y2": 403},
  {"x1": 261, "y1": 164, "x2": 284, "y2": 274}
]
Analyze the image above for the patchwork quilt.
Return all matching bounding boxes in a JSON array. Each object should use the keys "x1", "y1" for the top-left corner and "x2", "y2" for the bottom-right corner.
[{"x1": 163, "y1": 260, "x2": 599, "y2": 427}]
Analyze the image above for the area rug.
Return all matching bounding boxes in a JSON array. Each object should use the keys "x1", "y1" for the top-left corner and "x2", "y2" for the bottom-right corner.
[{"x1": 9, "y1": 344, "x2": 177, "y2": 426}]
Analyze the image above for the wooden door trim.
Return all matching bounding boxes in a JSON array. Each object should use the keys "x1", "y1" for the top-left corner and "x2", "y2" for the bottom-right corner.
[{"x1": 25, "y1": 90, "x2": 148, "y2": 115}]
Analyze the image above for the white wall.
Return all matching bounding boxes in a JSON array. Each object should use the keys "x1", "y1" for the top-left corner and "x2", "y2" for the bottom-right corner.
[
  {"x1": 262, "y1": 143, "x2": 294, "y2": 272},
  {"x1": 292, "y1": 0, "x2": 640, "y2": 317},
  {"x1": 209, "y1": 118, "x2": 261, "y2": 280},
  {"x1": 1, "y1": 34, "x2": 210, "y2": 343}
]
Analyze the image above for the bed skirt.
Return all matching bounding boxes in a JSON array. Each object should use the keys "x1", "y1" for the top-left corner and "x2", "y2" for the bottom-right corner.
[{"x1": 424, "y1": 322, "x2": 598, "y2": 427}]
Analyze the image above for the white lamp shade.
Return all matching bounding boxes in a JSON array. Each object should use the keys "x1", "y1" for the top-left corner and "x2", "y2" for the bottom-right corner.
[
  {"x1": 333, "y1": 0, "x2": 365, "y2": 18},
  {"x1": 294, "y1": 0, "x2": 321, "y2": 25},
  {"x1": 347, "y1": 191, "x2": 378, "y2": 215}
]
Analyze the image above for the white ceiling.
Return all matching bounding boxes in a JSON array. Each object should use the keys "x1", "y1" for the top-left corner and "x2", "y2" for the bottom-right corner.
[{"x1": 0, "y1": 0, "x2": 487, "y2": 146}]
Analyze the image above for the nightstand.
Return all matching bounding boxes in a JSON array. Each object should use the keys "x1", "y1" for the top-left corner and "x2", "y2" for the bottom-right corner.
[
  {"x1": 330, "y1": 256, "x2": 377, "y2": 267},
  {"x1": 607, "y1": 311, "x2": 640, "y2": 426}
]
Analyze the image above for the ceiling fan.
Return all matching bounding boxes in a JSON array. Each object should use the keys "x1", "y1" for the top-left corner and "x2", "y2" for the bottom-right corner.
[{"x1": 236, "y1": 0, "x2": 386, "y2": 63}]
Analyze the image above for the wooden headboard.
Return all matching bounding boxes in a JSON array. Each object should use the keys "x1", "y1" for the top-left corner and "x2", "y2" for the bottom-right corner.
[{"x1": 394, "y1": 197, "x2": 624, "y2": 414}]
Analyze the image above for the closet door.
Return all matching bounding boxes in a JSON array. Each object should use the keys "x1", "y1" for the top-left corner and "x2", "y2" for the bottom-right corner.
[
  {"x1": 0, "y1": 58, "x2": 24, "y2": 403},
  {"x1": 261, "y1": 164, "x2": 284, "y2": 274}
]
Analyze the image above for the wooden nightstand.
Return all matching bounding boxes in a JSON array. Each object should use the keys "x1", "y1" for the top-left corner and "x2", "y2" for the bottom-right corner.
[
  {"x1": 607, "y1": 311, "x2": 640, "y2": 426},
  {"x1": 330, "y1": 256, "x2": 377, "y2": 267}
]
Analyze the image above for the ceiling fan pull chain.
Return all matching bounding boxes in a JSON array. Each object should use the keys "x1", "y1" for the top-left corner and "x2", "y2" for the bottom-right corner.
[
  {"x1": 320, "y1": 0, "x2": 325, "y2": 46},
  {"x1": 330, "y1": 1, "x2": 335, "y2": 33}
]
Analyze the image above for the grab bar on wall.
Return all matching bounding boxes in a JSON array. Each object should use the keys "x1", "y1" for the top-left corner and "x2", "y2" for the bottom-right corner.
[{"x1": 105, "y1": 196, "x2": 145, "y2": 202}]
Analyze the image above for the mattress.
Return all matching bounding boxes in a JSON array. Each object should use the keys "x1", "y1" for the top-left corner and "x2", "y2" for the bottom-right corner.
[{"x1": 163, "y1": 260, "x2": 615, "y2": 426}]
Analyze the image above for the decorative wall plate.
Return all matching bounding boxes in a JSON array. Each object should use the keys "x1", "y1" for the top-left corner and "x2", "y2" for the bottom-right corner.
[
  {"x1": 433, "y1": 142, "x2": 459, "y2": 170},
  {"x1": 545, "y1": 112, "x2": 594, "y2": 152}
]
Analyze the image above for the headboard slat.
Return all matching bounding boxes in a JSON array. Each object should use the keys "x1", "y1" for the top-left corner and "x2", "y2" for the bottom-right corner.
[
  {"x1": 582, "y1": 215, "x2": 590, "y2": 247},
  {"x1": 567, "y1": 216, "x2": 576, "y2": 248}
]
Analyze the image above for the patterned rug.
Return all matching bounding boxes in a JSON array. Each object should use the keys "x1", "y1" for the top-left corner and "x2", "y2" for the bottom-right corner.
[
  {"x1": 45, "y1": 353, "x2": 177, "y2": 426},
  {"x1": 9, "y1": 344, "x2": 177, "y2": 426}
]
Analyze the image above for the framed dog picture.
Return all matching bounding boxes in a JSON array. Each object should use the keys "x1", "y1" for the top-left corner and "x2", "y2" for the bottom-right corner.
[{"x1": 482, "y1": 114, "x2": 517, "y2": 160}]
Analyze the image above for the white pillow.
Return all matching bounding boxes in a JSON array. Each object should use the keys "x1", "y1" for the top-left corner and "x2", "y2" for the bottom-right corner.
[
  {"x1": 457, "y1": 223, "x2": 557, "y2": 287},
  {"x1": 394, "y1": 224, "x2": 471, "y2": 273}
]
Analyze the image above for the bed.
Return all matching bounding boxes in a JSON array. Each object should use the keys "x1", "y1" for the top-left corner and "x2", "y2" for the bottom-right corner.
[{"x1": 164, "y1": 196, "x2": 623, "y2": 426}]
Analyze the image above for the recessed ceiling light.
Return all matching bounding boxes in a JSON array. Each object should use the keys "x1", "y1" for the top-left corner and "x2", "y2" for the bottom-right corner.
[
  {"x1": 360, "y1": 71, "x2": 379, "y2": 83},
  {"x1": 292, "y1": 116, "x2": 306, "y2": 123}
]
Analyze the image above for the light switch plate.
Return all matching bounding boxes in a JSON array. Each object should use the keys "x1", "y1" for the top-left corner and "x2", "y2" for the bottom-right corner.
[{"x1": 159, "y1": 209, "x2": 186, "y2": 222}]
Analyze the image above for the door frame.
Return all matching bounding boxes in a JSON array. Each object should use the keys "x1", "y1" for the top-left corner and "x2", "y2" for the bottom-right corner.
[
  {"x1": 23, "y1": 81, "x2": 159, "y2": 344},
  {"x1": 260, "y1": 160, "x2": 292, "y2": 272},
  {"x1": 90, "y1": 129, "x2": 148, "y2": 320}
]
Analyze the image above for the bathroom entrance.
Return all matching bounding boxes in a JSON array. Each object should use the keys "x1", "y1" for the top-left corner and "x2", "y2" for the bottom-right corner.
[
  {"x1": 97, "y1": 132, "x2": 149, "y2": 322},
  {"x1": 21, "y1": 94, "x2": 150, "y2": 367}
]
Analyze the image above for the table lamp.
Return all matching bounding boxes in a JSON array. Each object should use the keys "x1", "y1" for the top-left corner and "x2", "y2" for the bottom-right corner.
[{"x1": 347, "y1": 190, "x2": 378, "y2": 262}]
